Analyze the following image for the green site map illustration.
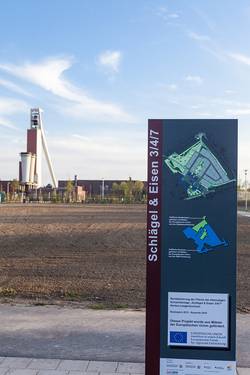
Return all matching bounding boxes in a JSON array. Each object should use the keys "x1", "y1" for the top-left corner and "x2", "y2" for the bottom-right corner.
[
  {"x1": 183, "y1": 216, "x2": 228, "y2": 253},
  {"x1": 164, "y1": 133, "x2": 235, "y2": 199}
]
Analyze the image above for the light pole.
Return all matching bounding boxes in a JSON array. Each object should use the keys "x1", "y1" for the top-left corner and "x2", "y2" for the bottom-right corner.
[
  {"x1": 244, "y1": 169, "x2": 248, "y2": 211},
  {"x1": 7, "y1": 182, "x2": 10, "y2": 202},
  {"x1": 101, "y1": 178, "x2": 105, "y2": 200}
]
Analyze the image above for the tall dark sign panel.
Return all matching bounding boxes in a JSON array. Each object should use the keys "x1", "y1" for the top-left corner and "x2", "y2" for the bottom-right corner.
[{"x1": 146, "y1": 120, "x2": 237, "y2": 375}]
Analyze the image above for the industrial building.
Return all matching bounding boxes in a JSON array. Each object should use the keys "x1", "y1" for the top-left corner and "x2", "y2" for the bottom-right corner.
[
  {"x1": 19, "y1": 108, "x2": 57, "y2": 190},
  {"x1": 0, "y1": 107, "x2": 146, "y2": 202}
]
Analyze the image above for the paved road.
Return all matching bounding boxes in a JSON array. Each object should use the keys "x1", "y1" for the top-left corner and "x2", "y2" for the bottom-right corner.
[
  {"x1": 238, "y1": 210, "x2": 250, "y2": 218},
  {"x1": 0, "y1": 305, "x2": 249, "y2": 367},
  {"x1": 0, "y1": 305, "x2": 145, "y2": 363}
]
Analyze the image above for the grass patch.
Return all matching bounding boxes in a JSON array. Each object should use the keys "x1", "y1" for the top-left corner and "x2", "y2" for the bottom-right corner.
[
  {"x1": 112, "y1": 303, "x2": 129, "y2": 309},
  {"x1": 63, "y1": 291, "x2": 81, "y2": 301},
  {"x1": 0, "y1": 287, "x2": 17, "y2": 297},
  {"x1": 89, "y1": 302, "x2": 129, "y2": 310},
  {"x1": 89, "y1": 303, "x2": 107, "y2": 310}
]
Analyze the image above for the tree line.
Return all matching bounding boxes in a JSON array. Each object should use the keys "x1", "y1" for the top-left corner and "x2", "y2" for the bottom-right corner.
[
  {"x1": 0, "y1": 178, "x2": 146, "y2": 203},
  {"x1": 111, "y1": 178, "x2": 146, "y2": 202}
]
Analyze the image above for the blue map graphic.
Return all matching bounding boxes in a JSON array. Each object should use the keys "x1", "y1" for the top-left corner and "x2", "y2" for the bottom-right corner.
[{"x1": 183, "y1": 217, "x2": 228, "y2": 253}]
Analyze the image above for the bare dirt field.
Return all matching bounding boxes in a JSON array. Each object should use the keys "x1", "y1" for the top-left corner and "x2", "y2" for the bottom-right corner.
[
  {"x1": 0, "y1": 204, "x2": 146, "y2": 308},
  {"x1": 0, "y1": 204, "x2": 249, "y2": 310},
  {"x1": 237, "y1": 215, "x2": 250, "y2": 312}
]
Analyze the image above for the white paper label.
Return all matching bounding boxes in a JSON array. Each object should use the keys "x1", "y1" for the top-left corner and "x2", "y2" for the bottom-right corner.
[
  {"x1": 160, "y1": 358, "x2": 236, "y2": 375},
  {"x1": 168, "y1": 292, "x2": 228, "y2": 348}
]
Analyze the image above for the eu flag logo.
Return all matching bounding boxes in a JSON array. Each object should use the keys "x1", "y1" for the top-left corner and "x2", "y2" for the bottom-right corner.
[{"x1": 170, "y1": 331, "x2": 187, "y2": 344}]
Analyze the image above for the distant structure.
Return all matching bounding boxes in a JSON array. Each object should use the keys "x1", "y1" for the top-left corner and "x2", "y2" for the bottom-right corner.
[
  {"x1": 19, "y1": 108, "x2": 57, "y2": 189},
  {"x1": 58, "y1": 179, "x2": 147, "y2": 197}
]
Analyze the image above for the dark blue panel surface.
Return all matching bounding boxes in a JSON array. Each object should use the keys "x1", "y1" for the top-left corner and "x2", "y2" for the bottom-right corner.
[{"x1": 160, "y1": 120, "x2": 237, "y2": 361}]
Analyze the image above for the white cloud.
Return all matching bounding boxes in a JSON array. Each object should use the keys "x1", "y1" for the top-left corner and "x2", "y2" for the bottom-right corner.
[
  {"x1": 192, "y1": 8, "x2": 216, "y2": 33},
  {"x1": 0, "y1": 130, "x2": 147, "y2": 182},
  {"x1": 164, "y1": 83, "x2": 178, "y2": 91},
  {"x1": 60, "y1": 101, "x2": 135, "y2": 123},
  {"x1": 187, "y1": 31, "x2": 227, "y2": 63},
  {"x1": 0, "y1": 57, "x2": 134, "y2": 122},
  {"x1": 0, "y1": 97, "x2": 28, "y2": 129},
  {"x1": 0, "y1": 77, "x2": 32, "y2": 97},
  {"x1": 156, "y1": 6, "x2": 180, "y2": 20},
  {"x1": 185, "y1": 75, "x2": 203, "y2": 85},
  {"x1": 46, "y1": 133, "x2": 146, "y2": 181},
  {"x1": 158, "y1": 83, "x2": 178, "y2": 91},
  {"x1": 195, "y1": 112, "x2": 213, "y2": 117},
  {"x1": 70, "y1": 133, "x2": 142, "y2": 158},
  {"x1": 225, "y1": 89, "x2": 235, "y2": 95},
  {"x1": 228, "y1": 52, "x2": 250, "y2": 66},
  {"x1": 226, "y1": 107, "x2": 250, "y2": 116},
  {"x1": 210, "y1": 97, "x2": 250, "y2": 116},
  {"x1": 0, "y1": 135, "x2": 25, "y2": 179},
  {"x1": 72, "y1": 134, "x2": 90, "y2": 143},
  {"x1": 0, "y1": 117, "x2": 16, "y2": 129},
  {"x1": 168, "y1": 13, "x2": 179, "y2": 19},
  {"x1": 156, "y1": 6, "x2": 167, "y2": 18},
  {"x1": 0, "y1": 97, "x2": 28, "y2": 113},
  {"x1": 0, "y1": 58, "x2": 73, "y2": 96},
  {"x1": 168, "y1": 99, "x2": 180, "y2": 105},
  {"x1": 97, "y1": 50, "x2": 122, "y2": 73},
  {"x1": 188, "y1": 31, "x2": 211, "y2": 42},
  {"x1": 167, "y1": 83, "x2": 178, "y2": 90}
]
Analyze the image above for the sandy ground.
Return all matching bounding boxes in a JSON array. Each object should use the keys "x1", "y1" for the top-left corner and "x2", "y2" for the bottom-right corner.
[{"x1": 0, "y1": 204, "x2": 249, "y2": 310}]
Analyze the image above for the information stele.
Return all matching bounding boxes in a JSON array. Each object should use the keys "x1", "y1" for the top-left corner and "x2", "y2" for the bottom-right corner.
[{"x1": 146, "y1": 120, "x2": 237, "y2": 375}]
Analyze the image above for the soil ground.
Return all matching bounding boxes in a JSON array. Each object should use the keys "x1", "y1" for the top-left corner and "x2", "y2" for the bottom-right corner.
[
  {"x1": 0, "y1": 204, "x2": 249, "y2": 310},
  {"x1": 237, "y1": 214, "x2": 250, "y2": 312},
  {"x1": 0, "y1": 204, "x2": 146, "y2": 308}
]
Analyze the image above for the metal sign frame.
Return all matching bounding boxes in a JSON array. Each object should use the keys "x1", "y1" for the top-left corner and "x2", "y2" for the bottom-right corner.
[{"x1": 146, "y1": 119, "x2": 237, "y2": 375}]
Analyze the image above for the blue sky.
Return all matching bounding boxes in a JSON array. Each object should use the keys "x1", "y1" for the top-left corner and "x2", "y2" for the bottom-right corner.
[{"x1": 0, "y1": 0, "x2": 250, "y2": 184}]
